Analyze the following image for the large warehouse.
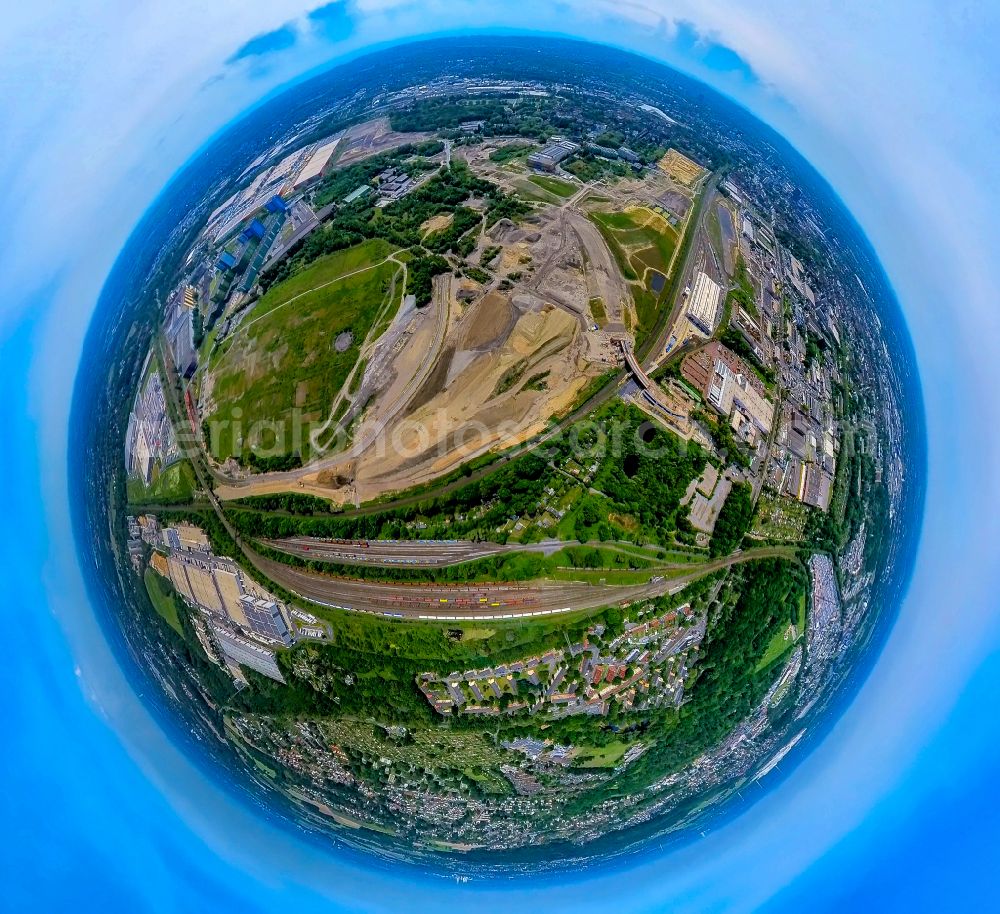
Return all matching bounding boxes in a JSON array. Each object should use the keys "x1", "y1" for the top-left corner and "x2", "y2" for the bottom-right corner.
[
  {"x1": 528, "y1": 139, "x2": 580, "y2": 171},
  {"x1": 292, "y1": 137, "x2": 341, "y2": 191},
  {"x1": 686, "y1": 270, "x2": 723, "y2": 335}
]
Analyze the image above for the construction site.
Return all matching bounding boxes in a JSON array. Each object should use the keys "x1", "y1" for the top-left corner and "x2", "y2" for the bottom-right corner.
[{"x1": 204, "y1": 133, "x2": 706, "y2": 505}]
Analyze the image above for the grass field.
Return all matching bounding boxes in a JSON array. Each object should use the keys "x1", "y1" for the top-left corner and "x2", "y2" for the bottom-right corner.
[
  {"x1": 575, "y1": 741, "x2": 630, "y2": 768},
  {"x1": 127, "y1": 459, "x2": 197, "y2": 506},
  {"x1": 589, "y1": 207, "x2": 680, "y2": 347},
  {"x1": 489, "y1": 142, "x2": 535, "y2": 164},
  {"x1": 529, "y1": 175, "x2": 577, "y2": 198},
  {"x1": 756, "y1": 593, "x2": 807, "y2": 671},
  {"x1": 512, "y1": 179, "x2": 562, "y2": 204},
  {"x1": 590, "y1": 214, "x2": 639, "y2": 281},
  {"x1": 205, "y1": 241, "x2": 401, "y2": 463},
  {"x1": 144, "y1": 568, "x2": 182, "y2": 634},
  {"x1": 591, "y1": 211, "x2": 678, "y2": 277},
  {"x1": 236, "y1": 239, "x2": 394, "y2": 327},
  {"x1": 707, "y1": 205, "x2": 725, "y2": 264},
  {"x1": 757, "y1": 624, "x2": 796, "y2": 671},
  {"x1": 631, "y1": 287, "x2": 659, "y2": 345},
  {"x1": 593, "y1": 208, "x2": 678, "y2": 277}
]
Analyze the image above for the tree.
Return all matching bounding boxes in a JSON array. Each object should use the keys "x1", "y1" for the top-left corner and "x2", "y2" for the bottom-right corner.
[{"x1": 710, "y1": 482, "x2": 753, "y2": 556}]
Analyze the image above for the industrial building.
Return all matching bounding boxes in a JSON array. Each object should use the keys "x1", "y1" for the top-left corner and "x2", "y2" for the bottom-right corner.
[
  {"x1": 240, "y1": 596, "x2": 293, "y2": 645},
  {"x1": 682, "y1": 341, "x2": 775, "y2": 445},
  {"x1": 785, "y1": 460, "x2": 833, "y2": 512},
  {"x1": 164, "y1": 295, "x2": 197, "y2": 378},
  {"x1": 205, "y1": 143, "x2": 309, "y2": 243},
  {"x1": 238, "y1": 213, "x2": 286, "y2": 294},
  {"x1": 528, "y1": 139, "x2": 580, "y2": 171},
  {"x1": 374, "y1": 167, "x2": 414, "y2": 204},
  {"x1": 344, "y1": 184, "x2": 373, "y2": 204},
  {"x1": 127, "y1": 423, "x2": 153, "y2": 483},
  {"x1": 212, "y1": 625, "x2": 285, "y2": 683},
  {"x1": 178, "y1": 285, "x2": 196, "y2": 309},
  {"x1": 292, "y1": 137, "x2": 341, "y2": 191},
  {"x1": 168, "y1": 522, "x2": 211, "y2": 551},
  {"x1": 264, "y1": 195, "x2": 287, "y2": 214},
  {"x1": 154, "y1": 531, "x2": 296, "y2": 655},
  {"x1": 801, "y1": 464, "x2": 833, "y2": 510},
  {"x1": 124, "y1": 364, "x2": 179, "y2": 481},
  {"x1": 707, "y1": 360, "x2": 773, "y2": 444},
  {"x1": 239, "y1": 218, "x2": 267, "y2": 243},
  {"x1": 587, "y1": 144, "x2": 618, "y2": 159},
  {"x1": 787, "y1": 255, "x2": 816, "y2": 306},
  {"x1": 686, "y1": 271, "x2": 723, "y2": 335}
]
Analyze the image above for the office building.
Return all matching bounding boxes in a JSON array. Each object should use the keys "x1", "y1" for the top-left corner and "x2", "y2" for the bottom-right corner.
[{"x1": 212, "y1": 626, "x2": 285, "y2": 683}]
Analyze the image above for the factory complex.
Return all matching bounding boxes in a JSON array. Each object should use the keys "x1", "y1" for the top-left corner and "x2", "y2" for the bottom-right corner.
[{"x1": 140, "y1": 516, "x2": 296, "y2": 683}]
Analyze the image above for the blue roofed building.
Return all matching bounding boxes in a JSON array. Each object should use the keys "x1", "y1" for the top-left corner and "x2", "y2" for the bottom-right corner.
[
  {"x1": 239, "y1": 218, "x2": 267, "y2": 243},
  {"x1": 217, "y1": 250, "x2": 238, "y2": 271},
  {"x1": 264, "y1": 195, "x2": 287, "y2": 214}
]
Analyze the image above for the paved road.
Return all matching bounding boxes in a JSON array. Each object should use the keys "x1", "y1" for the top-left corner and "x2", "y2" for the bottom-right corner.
[{"x1": 252, "y1": 545, "x2": 796, "y2": 620}]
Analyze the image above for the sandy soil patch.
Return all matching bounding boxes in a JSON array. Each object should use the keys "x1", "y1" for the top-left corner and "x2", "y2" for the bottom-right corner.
[
  {"x1": 352, "y1": 304, "x2": 589, "y2": 494},
  {"x1": 458, "y1": 291, "x2": 515, "y2": 350},
  {"x1": 500, "y1": 243, "x2": 531, "y2": 273},
  {"x1": 420, "y1": 212, "x2": 453, "y2": 238}
]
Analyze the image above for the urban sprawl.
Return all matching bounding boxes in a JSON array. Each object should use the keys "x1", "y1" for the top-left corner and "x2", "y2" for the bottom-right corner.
[{"x1": 116, "y1": 45, "x2": 908, "y2": 857}]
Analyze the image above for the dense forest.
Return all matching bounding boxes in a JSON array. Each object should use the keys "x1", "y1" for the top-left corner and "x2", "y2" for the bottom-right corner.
[
  {"x1": 711, "y1": 482, "x2": 754, "y2": 556},
  {"x1": 223, "y1": 404, "x2": 708, "y2": 551},
  {"x1": 595, "y1": 404, "x2": 707, "y2": 544}
]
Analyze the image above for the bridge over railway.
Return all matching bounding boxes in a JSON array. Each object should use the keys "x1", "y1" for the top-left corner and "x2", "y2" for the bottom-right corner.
[
  {"x1": 618, "y1": 339, "x2": 689, "y2": 424},
  {"x1": 619, "y1": 339, "x2": 657, "y2": 390}
]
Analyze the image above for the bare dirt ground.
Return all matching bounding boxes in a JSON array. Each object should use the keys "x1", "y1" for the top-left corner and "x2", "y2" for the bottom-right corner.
[
  {"x1": 356, "y1": 294, "x2": 587, "y2": 495},
  {"x1": 657, "y1": 148, "x2": 708, "y2": 188},
  {"x1": 457, "y1": 291, "x2": 515, "y2": 349},
  {"x1": 332, "y1": 117, "x2": 434, "y2": 168},
  {"x1": 216, "y1": 144, "x2": 711, "y2": 504},
  {"x1": 218, "y1": 270, "x2": 597, "y2": 505},
  {"x1": 420, "y1": 212, "x2": 453, "y2": 238}
]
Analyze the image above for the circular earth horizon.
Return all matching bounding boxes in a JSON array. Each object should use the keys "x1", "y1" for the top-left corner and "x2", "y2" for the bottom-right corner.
[{"x1": 72, "y1": 36, "x2": 924, "y2": 871}]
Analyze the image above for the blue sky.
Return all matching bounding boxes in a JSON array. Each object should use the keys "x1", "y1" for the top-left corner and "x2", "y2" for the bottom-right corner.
[{"x1": 2, "y1": 2, "x2": 1000, "y2": 911}]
